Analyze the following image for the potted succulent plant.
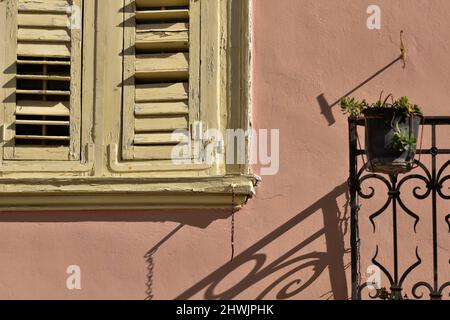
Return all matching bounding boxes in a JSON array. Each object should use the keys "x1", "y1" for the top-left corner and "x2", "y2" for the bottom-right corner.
[{"x1": 341, "y1": 94, "x2": 423, "y2": 175}]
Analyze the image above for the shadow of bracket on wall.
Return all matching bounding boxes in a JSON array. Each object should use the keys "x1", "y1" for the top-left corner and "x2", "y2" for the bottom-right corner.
[{"x1": 317, "y1": 30, "x2": 409, "y2": 126}]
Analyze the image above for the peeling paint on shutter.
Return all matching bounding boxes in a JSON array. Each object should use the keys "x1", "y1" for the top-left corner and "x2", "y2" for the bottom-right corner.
[
  {"x1": 122, "y1": 0, "x2": 200, "y2": 161},
  {"x1": 3, "y1": 0, "x2": 82, "y2": 161}
]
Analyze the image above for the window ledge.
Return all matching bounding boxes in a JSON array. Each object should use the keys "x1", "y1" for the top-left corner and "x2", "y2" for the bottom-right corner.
[{"x1": 0, "y1": 174, "x2": 260, "y2": 211}]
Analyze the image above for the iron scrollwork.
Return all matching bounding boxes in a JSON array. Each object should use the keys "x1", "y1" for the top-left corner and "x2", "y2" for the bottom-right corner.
[{"x1": 349, "y1": 117, "x2": 450, "y2": 300}]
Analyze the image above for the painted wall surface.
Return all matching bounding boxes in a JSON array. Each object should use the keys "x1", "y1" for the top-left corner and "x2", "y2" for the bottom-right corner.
[{"x1": 0, "y1": 0, "x2": 449, "y2": 299}]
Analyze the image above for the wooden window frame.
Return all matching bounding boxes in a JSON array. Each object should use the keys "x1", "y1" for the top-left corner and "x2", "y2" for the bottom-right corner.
[
  {"x1": 0, "y1": 0, "x2": 95, "y2": 172},
  {"x1": 0, "y1": 0, "x2": 258, "y2": 211}
]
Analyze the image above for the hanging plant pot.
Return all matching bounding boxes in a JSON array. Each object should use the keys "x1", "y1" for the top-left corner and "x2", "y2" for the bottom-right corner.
[
  {"x1": 341, "y1": 94, "x2": 424, "y2": 175},
  {"x1": 363, "y1": 108, "x2": 421, "y2": 175}
]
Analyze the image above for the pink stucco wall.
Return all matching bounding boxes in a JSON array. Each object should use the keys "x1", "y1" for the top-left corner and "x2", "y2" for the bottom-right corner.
[{"x1": 0, "y1": 0, "x2": 449, "y2": 299}]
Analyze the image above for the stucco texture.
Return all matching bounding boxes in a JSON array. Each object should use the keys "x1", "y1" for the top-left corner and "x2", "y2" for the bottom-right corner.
[{"x1": 0, "y1": 0, "x2": 449, "y2": 299}]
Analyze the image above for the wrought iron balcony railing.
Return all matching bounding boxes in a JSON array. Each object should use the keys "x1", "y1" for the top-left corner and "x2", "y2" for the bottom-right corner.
[{"x1": 349, "y1": 116, "x2": 450, "y2": 300}]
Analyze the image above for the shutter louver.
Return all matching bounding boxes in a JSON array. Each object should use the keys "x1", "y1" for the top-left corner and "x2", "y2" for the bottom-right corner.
[
  {"x1": 4, "y1": 0, "x2": 82, "y2": 161},
  {"x1": 123, "y1": 0, "x2": 200, "y2": 161}
]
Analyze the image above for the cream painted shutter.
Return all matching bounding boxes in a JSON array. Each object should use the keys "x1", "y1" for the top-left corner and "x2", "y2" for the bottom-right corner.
[
  {"x1": 3, "y1": 0, "x2": 82, "y2": 161},
  {"x1": 122, "y1": 0, "x2": 200, "y2": 161}
]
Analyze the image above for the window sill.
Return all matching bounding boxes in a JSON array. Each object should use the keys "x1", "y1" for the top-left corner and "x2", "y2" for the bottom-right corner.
[{"x1": 0, "y1": 174, "x2": 260, "y2": 211}]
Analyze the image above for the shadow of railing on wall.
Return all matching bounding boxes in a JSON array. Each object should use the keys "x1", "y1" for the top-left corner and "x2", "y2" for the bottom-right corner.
[
  {"x1": 0, "y1": 184, "x2": 351, "y2": 300},
  {"x1": 176, "y1": 183, "x2": 350, "y2": 300}
]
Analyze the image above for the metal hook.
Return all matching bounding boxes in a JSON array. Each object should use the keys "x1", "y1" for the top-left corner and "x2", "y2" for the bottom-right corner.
[{"x1": 400, "y1": 30, "x2": 407, "y2": 69}]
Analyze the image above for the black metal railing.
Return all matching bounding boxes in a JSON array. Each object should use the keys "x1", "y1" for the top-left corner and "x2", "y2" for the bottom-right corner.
[{"x1": 349, "y1": 116, "x2": 450, "y2": 300}]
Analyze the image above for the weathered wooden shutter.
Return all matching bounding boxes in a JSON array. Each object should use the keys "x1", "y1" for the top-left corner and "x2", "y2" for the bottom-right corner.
[
  {"x1": 122, "y1": 0, "x2": 200, "y2": 161},
  {"x1": 3, "y1": 0, "x2": 82, "y2": 161}
]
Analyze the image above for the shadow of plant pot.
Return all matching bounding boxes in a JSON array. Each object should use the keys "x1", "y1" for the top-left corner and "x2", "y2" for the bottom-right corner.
[{"x1": 363, "y1": 108, "x2": 421, "y2": 175}]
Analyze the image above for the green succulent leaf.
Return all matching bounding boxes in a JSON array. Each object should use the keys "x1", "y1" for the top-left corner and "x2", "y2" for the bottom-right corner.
[
  {"x1": 390, "y1": 123, "x2": 417, "y2": 152},
  {"x1": 339, "y1": 97, "x2": 366, "y2": 118},
  {"x1": 340, "y1": 93, "x2": 423, "y2": 118}
]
